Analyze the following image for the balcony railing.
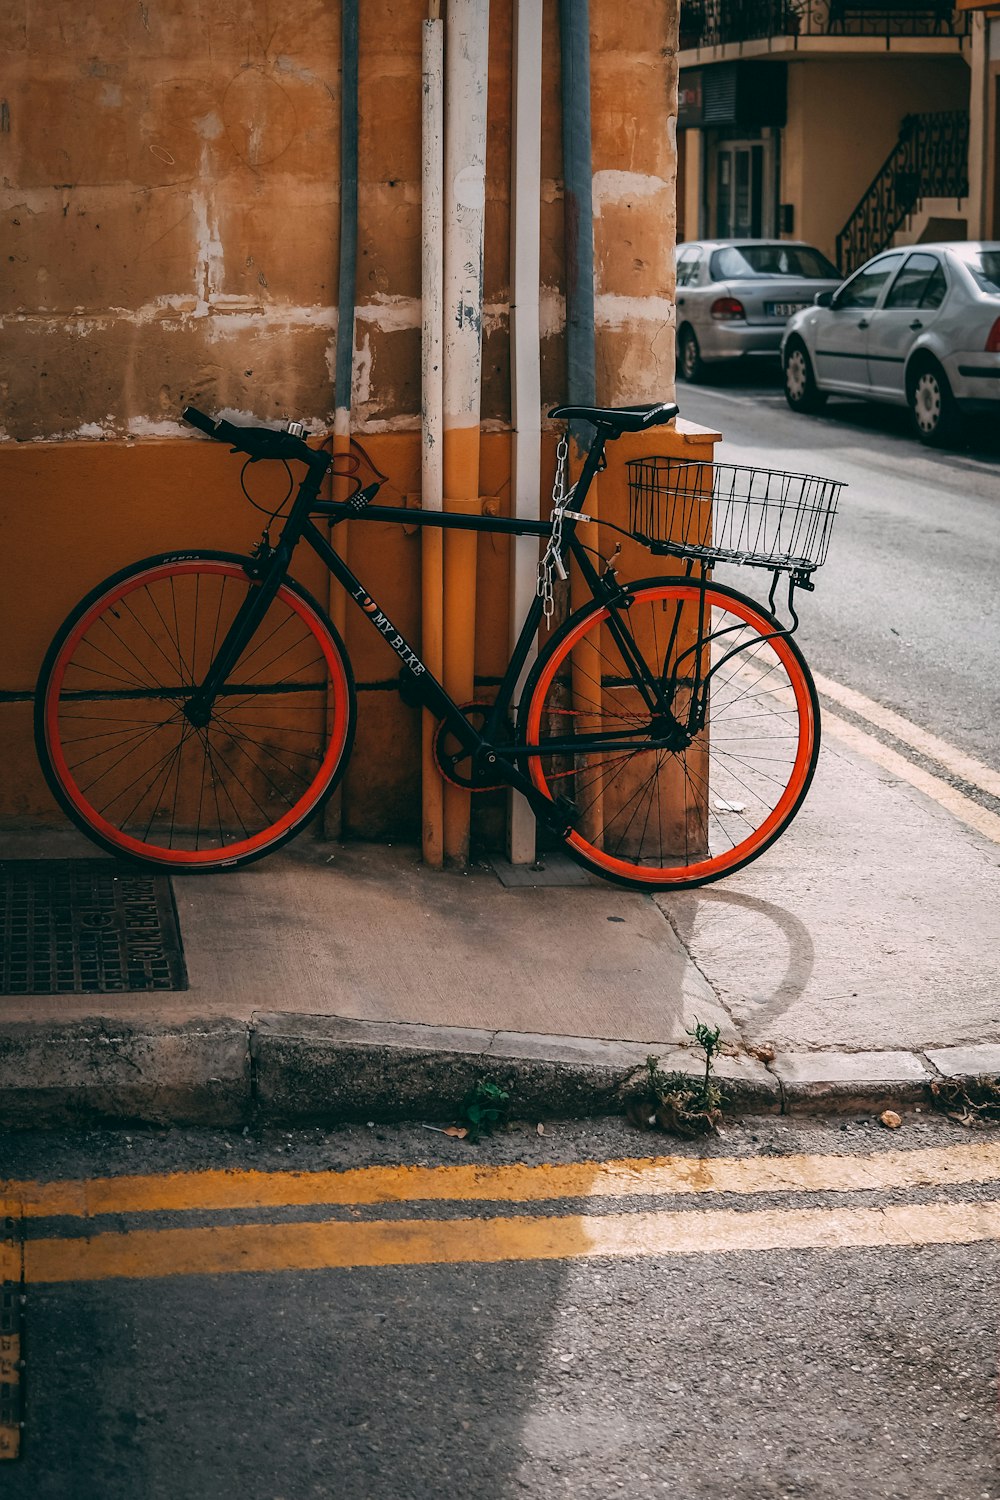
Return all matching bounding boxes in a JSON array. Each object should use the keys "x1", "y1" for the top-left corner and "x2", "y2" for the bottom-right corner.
[{"x1": 679, "y1": 0, "x2": 970, "y2": 50}]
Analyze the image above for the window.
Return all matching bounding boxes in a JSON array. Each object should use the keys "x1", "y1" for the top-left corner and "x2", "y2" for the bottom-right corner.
[
  {"x1": 921, "y1": 264, "x2": 947, "y2": 310},
  {"x1": 710, "y1": 244, "x2": 840, "y2": 280},
  {"x1": 958, "y1": 249, "x2": 1000, "y2": 296},
  {"x1": 676, "y1": 248, "x2": 702, "y2": 287},
  {"x1": 836, "y1": 255, "x2": 905, "y2": 309},
  {"x1": 885, "y1": 253, "x2": 947, "y2": 310}
]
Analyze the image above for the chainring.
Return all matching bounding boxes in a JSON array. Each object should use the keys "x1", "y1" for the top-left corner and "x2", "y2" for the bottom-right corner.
[{"x1": 433, "y1": 704, "x2": 504, "y2": 792}]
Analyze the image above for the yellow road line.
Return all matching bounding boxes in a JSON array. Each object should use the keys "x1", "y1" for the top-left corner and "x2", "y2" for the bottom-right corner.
[
  {"x1": 4, "y1": 1199, "x2": 998, "y2": 1284},
  {"x1": 813, "y1": 670, "x2": 1000, "y2": 802},
  {"x1": 5, "y1": 1142, "x2": 1000, "y2": 1219},
  {"x1": 822, "y1": 707, "x2": 1000, "y2": 846}
]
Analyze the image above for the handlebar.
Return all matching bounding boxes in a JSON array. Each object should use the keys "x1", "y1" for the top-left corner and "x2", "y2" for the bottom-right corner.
[{"x1": 182, "y1": 406, "x2": 328, "y2": 470}]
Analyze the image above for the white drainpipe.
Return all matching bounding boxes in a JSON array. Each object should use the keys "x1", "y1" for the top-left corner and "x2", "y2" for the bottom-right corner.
[
  {"x1": 420, "y1": 7, "x2": 445, "y2": 868},
  {"x1": 422, "y1": 12, "x2": 444, "y2": 518},
  {"x1": 442, "y1": 0, "x2": 490, "y2": 867},
  {"x1": 507, "y1": 0, "x2": 543, "y2": 865}
]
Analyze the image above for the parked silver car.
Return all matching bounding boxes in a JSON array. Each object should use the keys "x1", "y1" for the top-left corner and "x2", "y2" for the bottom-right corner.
[
  {"x1": 675, "y1": 240, "x2": 842, "y2": 382},
  {"x1": 781, "y1": 242, "x2": 1000, "y2": 446}
]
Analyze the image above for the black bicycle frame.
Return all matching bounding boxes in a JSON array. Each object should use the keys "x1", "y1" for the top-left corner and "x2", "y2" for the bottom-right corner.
[{"x1": 185, "y1": 430, "x2": 686, "y2": 834}]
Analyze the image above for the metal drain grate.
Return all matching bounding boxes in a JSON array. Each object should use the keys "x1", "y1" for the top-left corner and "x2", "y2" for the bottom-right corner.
[{"x1": 0, "y1": 861, "x2": 187, "y2": 995}]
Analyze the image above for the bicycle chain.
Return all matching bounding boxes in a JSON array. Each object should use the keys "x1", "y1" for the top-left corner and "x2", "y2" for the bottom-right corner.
[{"x1": 537, "y1": 435, "x2": 576, "y2": 624}]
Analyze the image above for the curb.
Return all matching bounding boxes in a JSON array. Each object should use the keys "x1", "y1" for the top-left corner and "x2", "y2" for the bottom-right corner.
[{"x1": 2, "y1": 1014, "x2": 999, "y2": 1130}]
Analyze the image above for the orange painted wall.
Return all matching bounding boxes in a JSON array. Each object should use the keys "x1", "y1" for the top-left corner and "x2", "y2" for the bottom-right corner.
[{"x1": 2, "y1": 421, "x2": 715, "y2": 837}]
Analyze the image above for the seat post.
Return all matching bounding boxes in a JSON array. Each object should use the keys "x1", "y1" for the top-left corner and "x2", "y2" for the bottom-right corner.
[{"x1": 571, "y1": 426, "x2": 609, "y2": 508}]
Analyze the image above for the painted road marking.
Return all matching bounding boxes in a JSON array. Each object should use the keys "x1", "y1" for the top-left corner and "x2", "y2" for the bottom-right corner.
[
  {"x1": 685, "y1": 388, "x2": 787, "y2": 407},
  {"x1": 6, "y1": 1141, "x2": 1000, "y2": 1219},
  {"x1": 2, "y1": 1198, "x2": 999, "y2": 1284},
  {"x1": 822, "y1": 706, "x2": 1000, "y2": 846},
  {"x1": 813, "y1": 671, "x2": 1000, "y2": 802},
  {"x1": 729, "y1": 650, "x2": 1000, "y2": 843}
]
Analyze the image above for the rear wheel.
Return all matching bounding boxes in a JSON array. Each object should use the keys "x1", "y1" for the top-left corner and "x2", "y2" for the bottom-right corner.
[
  {"x1": 519, "y1": 579, "x2": 820, "y2": 889},
  {"x1": 909, "y1": 360, "x2": 962, "y2": 447},
  {"x1": 35, "y1": 552, "x2": 356, "y2": 870},
  {"x1": 678, "y1": 326, "x2": 706, "y2": 384},
  {"x1": 784, "y1": 340, "x2": 828, "y2": 414}
]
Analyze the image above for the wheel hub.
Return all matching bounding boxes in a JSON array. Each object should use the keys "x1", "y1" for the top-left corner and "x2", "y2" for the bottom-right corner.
[
  {"x1": 915, "y1": 374, "x2": 940, "y2": 431},
  {"x1": 649, "y1": 713, "x2": 691, "y2": 752},
  {"x1": 183, "y1": 697, "x2": 213, "y2": 729}
]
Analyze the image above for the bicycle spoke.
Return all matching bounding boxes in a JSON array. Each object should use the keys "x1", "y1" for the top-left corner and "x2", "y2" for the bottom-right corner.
[
  {"x1": 60, "y1": 715, "x2": 179, "y2": 774},
  {"x1": 75, "y1": 720, "x2": 185, "y2": 803}
]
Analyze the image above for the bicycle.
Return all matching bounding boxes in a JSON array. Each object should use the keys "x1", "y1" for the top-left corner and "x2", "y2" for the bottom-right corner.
[{"x1": 34, "y1": 400, "x2": 842, "y2": 889}]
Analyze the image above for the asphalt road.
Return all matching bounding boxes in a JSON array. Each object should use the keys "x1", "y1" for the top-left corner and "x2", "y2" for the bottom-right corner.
[
  {"x1": 675, "y1": 363, "x2": 1000, "y2": 771},
  {"x1": 2, "y1": 1116, "x2": 1000, "y2": 1500}
]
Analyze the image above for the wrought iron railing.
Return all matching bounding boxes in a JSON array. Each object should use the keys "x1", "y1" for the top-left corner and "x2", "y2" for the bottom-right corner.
[
  {"x1": 835, "y1": 111, "x2": 969, "y2": 274},
  {"x1": 679, "y1": 0, "x2": 969, "y2": 49}
]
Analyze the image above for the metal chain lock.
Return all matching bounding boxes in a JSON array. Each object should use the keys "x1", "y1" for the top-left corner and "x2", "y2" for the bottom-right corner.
[{"x1": 537, "y1": 435, "x2": 572, "y2": 624}]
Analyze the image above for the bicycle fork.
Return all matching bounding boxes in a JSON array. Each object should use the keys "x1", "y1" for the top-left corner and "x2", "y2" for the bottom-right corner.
[
  {"x1": 182, "y1": 549, "x2": 293, "y2": 729},
  {"x1": 184, "y1": 452, "x2": 330, "y2": 729}
]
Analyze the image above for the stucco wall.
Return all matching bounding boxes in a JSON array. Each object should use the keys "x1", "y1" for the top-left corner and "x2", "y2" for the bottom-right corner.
[
  {"x1": 0, "y1": 1, "x2": 689, "y2": 841},
  {"x1": 781, "y1": 56, "x2": 970, "y2": 262},
  {"x1": 1, "y1": 1, "x2": 679, "y2": 439}
]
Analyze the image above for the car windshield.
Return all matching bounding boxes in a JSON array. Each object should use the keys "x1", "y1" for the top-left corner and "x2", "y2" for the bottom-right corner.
[
  {"x1": 710, "y1": 244, "x2": 840, "y2": 280},
  {"x1": 957, "y1": 248, "x2": 1000, "y2": 296}
]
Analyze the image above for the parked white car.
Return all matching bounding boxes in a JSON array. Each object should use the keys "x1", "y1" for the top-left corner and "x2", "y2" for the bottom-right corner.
[
  {"x1": 675, "y1": 240, "x2": 842, "y2": 381},
  {"x1": 781, "y1": 242, "x2": 1000, "y2": 446}
]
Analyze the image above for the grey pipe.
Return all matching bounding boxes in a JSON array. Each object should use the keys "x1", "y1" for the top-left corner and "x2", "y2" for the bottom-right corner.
[
  {"x1": 559, "y1": 0, "x2": 596, "y2": 455},
  {"x1": 335, "y1": 0, "x2": 359, "y2": 422}
]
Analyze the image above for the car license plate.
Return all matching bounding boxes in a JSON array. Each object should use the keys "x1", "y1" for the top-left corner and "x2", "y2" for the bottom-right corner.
[{"x1": 767, "y1": 301, "x2": 808, "y2": 317}]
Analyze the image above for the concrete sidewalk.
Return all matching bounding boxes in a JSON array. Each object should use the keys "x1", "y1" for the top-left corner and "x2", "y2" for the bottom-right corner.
[{"x1": 2, "y1": 715, "x2": 999, "y2": 1127}]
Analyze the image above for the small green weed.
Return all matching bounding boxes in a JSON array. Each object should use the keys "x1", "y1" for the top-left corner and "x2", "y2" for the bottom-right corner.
[
  {"x1": 629, "y1": 1021, "x2": 725, "y2": 1138},
  {"x1": 458, "y1": 1079, "x2": 511, "y2": 1141}
]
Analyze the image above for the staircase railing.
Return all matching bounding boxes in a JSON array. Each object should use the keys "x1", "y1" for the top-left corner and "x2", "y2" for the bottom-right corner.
[{"x1": 835, "y1": 111, "x2": 969, "y2": 275}]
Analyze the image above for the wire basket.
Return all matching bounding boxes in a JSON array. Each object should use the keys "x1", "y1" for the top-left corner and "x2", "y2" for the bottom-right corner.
[{"x1": 626, "y1": 458, "x2": 843, "y2": 574}]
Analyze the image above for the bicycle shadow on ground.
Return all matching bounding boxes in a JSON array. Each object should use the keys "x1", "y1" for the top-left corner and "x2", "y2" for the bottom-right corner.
[{"x1": 656, "y1": 886, "x2": 816, "y2": 1040}]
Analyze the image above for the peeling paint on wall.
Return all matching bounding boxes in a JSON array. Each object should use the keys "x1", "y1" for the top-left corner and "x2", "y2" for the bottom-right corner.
[{"x1": 0, "y1": 0, "x2": 678, "y2": 441}]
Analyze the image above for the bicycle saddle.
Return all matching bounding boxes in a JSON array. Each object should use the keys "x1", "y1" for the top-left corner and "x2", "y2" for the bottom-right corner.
[{"x1": 548, "y1": 401, "x2": 678, "y2": 435}]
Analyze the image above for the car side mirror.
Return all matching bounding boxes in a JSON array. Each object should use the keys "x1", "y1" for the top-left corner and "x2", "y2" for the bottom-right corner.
[{"x1": 814, "y1": 290, "x2": 835, "y2": 308}]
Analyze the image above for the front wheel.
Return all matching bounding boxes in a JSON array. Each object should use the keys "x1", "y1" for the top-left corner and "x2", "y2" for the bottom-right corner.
[
  {"x1": 35, "y1": 552, "x2": 356, "y2": 870},
  {"x1": 784, "y1": 340, "x2": 828, "y2": 414},
  {"x1": 519, "y1": 579, "x2": 820, "y2": 889}
]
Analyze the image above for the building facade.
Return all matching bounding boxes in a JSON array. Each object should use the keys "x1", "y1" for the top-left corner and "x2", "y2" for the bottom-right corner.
[
  {"x1": 677, "y1": 0, "x2": 974, "y2": 270},
  {"x1": 963, "y1": 0, "x2": 1000, "y2": 239}
]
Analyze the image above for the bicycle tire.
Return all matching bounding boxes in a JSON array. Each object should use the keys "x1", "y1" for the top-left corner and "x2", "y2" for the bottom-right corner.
[
  {"x1": 518, "y1": 577, "x2": 820, "y2": 889},
  {"x1": 35, "y1": 551, "x2": 356, "y2": 871}
]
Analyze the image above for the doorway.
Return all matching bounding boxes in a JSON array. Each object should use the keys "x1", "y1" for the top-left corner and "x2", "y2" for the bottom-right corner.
[
  {"x1": 706, "y1": 133, "x2": 777, "y2": 240},
  {"x1": 715, "y1": 142, "x2": 764, "y2": 238}
]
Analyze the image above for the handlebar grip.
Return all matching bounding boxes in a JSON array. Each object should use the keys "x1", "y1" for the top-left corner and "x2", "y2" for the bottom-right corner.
[
  {"x1": 181, "y1": 406, "x2": 322, "y2": 468},
  {"x1": 182, "y1": 405, "x2": 218, "y2": 437}
]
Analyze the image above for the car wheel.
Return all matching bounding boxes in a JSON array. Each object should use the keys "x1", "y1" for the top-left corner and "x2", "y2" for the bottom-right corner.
[
  {"x1": 783, "y1": 341, "x2": 827, "y2": 415},
  {"x1": 677, "y1": 326, "x2": 705, "y2": 384},
  {"x1": 909, "y1": 362, "x2": 962, "y2": 448}
]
